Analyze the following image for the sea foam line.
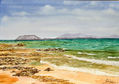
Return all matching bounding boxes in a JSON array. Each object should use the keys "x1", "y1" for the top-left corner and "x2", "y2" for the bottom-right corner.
[
  {"x1": 108, "y1": 56, "x2": 119, "y2": 59},
  {"x1": 64, "y1": 55, "x2": 119, "y2": 66},
  {"x1": 40, "y1": 60, "x2": 119, "y2": 76},
  {"x1": 78, "y1": 52, "x2": 96, "y2": 55}
]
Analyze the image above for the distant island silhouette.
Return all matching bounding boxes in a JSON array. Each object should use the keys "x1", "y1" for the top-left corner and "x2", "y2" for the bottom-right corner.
[
  {"x1": 16, "y1": 35, "x2": 40, "y2": 40},
  {"x1": 16, "y1": 34, "x2": 119, "y2": 40}
]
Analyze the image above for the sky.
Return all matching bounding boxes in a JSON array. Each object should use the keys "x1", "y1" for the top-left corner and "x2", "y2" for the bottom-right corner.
[{"x1": 0, "y1": 0, "x2": 119, "y2": 39}]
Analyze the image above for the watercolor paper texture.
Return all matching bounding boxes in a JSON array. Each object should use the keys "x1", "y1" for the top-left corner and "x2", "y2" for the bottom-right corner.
[{"x1": 0, "y1": 0, "x2": 119, "y2": 84}]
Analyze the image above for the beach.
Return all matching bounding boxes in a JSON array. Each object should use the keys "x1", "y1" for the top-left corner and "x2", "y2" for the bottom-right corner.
[
  {"x1": 1, "y1": 0, "x2": 119, "y2": 83},
  {"x1": 0, "y1": 42, "x2": 119, "y2": 84},
  {"x1": 0, "y1": 65, "x2": 119, "y2": 84}
]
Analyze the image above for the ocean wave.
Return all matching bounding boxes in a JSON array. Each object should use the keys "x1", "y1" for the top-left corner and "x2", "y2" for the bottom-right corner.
[
  {"x1": 64, "y1": 55, "x2": 119, "y2": 66},
  {"x1": 108, "y1": 56, "x2": 119, "y2": 59},
  {"x1": 40, "y1": 60, "x2": 119, "y2": 76},
  {"x1": 78, "y1": 52, "x2": 96, "y2": 55}
]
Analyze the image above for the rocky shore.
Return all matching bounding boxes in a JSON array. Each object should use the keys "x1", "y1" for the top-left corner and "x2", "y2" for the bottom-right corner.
[
  {"x1": 0, "y1": 43, "x2": 119, "y2": 84},
  {"x1": 0, "y1": 43, "x2": 73, "y2": 84}
]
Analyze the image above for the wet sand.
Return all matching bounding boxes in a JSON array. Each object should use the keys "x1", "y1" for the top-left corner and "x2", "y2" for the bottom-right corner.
[{"x1": 36, "y1": 64, "x2": 119, "y2": 84}]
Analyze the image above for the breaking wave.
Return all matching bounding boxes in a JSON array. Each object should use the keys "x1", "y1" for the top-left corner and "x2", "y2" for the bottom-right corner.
[
  {"x1": 64, "y1": 55, "x2": 119, "y2": 66},
  {"x1": 40, "y1": 60, "x2": 119, "y2": 76}
]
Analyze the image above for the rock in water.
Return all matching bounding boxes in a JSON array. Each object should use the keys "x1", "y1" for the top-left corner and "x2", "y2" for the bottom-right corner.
[{"x1": 16, "y1": 35, "x2": 40, "y2": 40}]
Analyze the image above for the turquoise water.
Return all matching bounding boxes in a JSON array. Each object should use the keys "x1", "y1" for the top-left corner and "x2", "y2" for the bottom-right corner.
[
  {"x1": 0, "y1": 38, "x2": 119, "y2": 51},
  {"x1": 1, "y1": 38, "x2": 119, "y2": 61}
]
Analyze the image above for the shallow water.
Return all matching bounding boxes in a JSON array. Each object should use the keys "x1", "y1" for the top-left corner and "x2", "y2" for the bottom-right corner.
[
  {"x1": 0, "y1": 39, "x2": 119, "y2": 60},
  {"x1": 1, "y1": 39, "x2": 119, "y2": 75}
]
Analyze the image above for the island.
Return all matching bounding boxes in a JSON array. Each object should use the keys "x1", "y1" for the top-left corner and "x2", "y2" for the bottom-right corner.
[{"x1": 16, "y1": 35, "x2": 40, "y2": 40}]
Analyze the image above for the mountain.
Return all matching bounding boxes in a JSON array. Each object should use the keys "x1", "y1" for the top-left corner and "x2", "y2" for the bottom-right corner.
[
  {"x1": 57, "y1": 33, "x2": 119, "y2": 39},
  {"x1": 56, "y1": 33, "x2": 95, "y2": 39},
  {"x1": 16, "y1": 35, "x2": 40, "y2": 40},
  {"x1": 95, "y1": 35, "x2": 119, "y2": 38},
  {"x1": 107, "y1": 35, "x2": 119, "y2": 38}
]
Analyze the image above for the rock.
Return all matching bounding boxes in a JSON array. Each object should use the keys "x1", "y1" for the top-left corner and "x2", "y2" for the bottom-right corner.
[
  {"x1": 44, "y1": 68, "x2": 53, "y2": 71},
  {"x1": 37, "y1": 49, "x2": 41, "y2": 51},
  {"x1": 11, "y1": 70, "x2": 16, "y2": 73},
  {"x1": 16, "y1": 43, "x2": 24, "y2": 47},
  {"x1": 12, "y1": 67, "x2": 39, "y2": 77},
  {"x1": 39, "y1": 48, "x2": 65, "y2": 52},
  {"x1": 0, "y1": 57, "x2": 29, "y2": 65}
]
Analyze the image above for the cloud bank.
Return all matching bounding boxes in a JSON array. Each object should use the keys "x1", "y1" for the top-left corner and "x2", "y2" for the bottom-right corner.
[{"x1": 0, "y1": 1, "x2": 119, "y2": 39}]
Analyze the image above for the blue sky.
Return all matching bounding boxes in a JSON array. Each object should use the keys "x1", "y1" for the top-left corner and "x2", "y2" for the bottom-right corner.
[{"x1": 0, "y1": 0, "x2": 119, "y2": 39}]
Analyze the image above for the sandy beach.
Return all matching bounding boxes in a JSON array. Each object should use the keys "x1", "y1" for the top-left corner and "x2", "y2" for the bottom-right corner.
[
  {"x1": 1, "y1": 0, "x2": 119, "y2": 83},
  {"x1": 0, "y1": 65, "x2": 119, "y2": 84},
  {"x1": 0, "y1": 43, "x2": 119, "y2": 84}
]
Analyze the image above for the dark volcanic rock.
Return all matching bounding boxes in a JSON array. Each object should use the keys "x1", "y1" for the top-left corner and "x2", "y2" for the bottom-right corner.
[
  {"x1": 44, "y1": 67, "x2": 53, "y2": 71},
  {"x1": 16, "y1": 35, "x2": 40, "y2": 40}
]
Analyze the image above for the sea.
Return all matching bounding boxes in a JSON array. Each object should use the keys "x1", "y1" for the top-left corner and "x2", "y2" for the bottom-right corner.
[
  {"x1": 0, "y1": 38, "x2": 119, "y2": 51},
  {"x1": 1, "y1": 38, "x2": 119, "y2": 75}
]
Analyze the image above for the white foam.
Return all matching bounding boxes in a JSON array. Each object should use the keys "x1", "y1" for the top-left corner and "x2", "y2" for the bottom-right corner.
[
  {"x1": 40, "y1": 60, "x2": 119, "y2": 76},
  {"x1": 77, "y1": 52, "x2": 96, "y2": 55},
  {"x1": 85, "y1": 53, "x2": 96, "y2": 55},
  {"x1": 77, "y1": 52, "x2": 83, "y2": 54},
  {"x1": 64, "y1": 55, "x2": 119, "y2": 66},
  {"x1": 108, "y1": 56, "x2": 119, "y2": 59}
]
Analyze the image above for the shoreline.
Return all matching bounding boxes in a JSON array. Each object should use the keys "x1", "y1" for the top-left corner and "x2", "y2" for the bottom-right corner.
[
  {"x1": 0, "y1": 43, "x2": 119, "y2": 84},
  {"x1": 40, "y1": 60, "x2": 119, "y2": 77},
  {"x1": 1, "y1": 64, "x2": 119, "y2": 84},
  {"x1": 64, "y1": 54, "x2": 119, "y2": 66}
]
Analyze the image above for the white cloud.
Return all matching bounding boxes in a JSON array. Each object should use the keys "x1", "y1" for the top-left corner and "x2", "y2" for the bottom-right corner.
[
  {"x1": 63, "y1": 1, "x2": 83, "y2": 5},
  {"x1": 39, "y1": 5, "x2": 55, "y2": 15},
  {"x1": 12, "y1": 11, "x2": 29, "y2": 16},
  {"x1": 103, "y1": 8, "x2": 116, "y2": 15},
  {"x1": 109, "y1": 3, "x2": 119, "y2": 9},
  {"x1": 90, "y1": 1, "x2": 98, "y2": 6},
  {"x1": 1, "y1": 16, "x2": 9, "y2": 23},
  {"x1": 0, "y1": 4, "x2": 119, "y2": 39}
]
